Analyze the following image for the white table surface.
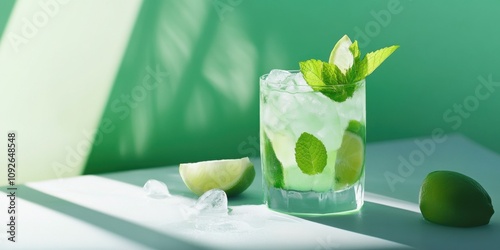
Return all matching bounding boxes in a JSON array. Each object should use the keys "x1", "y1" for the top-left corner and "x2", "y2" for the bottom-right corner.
[{"x1": 1, "y1": 134, "x2": 499, "y2": 249}]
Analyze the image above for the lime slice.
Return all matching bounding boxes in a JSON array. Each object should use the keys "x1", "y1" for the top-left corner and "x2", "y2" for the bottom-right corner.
[
  {"x1": 334, "y1": 126, "x2": 365, "y2": 190},
  {"x1": 419, "y1": 171, "x2": 494, "y2": 227},
  {"x1": 328, "y1": 35, "x2": 353, "y2": 73},
  {"x1": 179, "y1": 157, "x2": 255, "y2": 197}
]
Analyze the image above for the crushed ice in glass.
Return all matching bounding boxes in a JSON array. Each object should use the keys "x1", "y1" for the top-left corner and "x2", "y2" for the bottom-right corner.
[
  {"x1": 261, "y1": 70, "x2": 366, "y2": 158},
  {"x1": 143, "y1": 179, "x2": 171, "y2": 199},
  {"x1": 266, "y1": 69, "x2": 293, "y2": 84}
]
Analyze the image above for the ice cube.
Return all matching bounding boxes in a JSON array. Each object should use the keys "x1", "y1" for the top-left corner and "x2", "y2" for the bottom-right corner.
[
  {"x1": 287, "y1": 96, "x2": 325, "y2": 138},
  {"x1": 193, "y1": 189, "x2": 228, "y2": 215},
  {"x1": 143, "y1": 179, "x2": 171, "y2": 199},
  {"x1": 261, "y1": 97, "x2": 287, "y2": 131},
  {"x1": 265, "y1": 69, "x2": 293, "y2": 84},
  {"x1": 287, "y1": 72, "x2": 313, "y2": 92}
]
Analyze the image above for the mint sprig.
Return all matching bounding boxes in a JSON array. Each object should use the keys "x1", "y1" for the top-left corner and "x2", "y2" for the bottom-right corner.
[
  {"x1": 299, "y1": 60, "x2": 353, "y2": 102},
  {"x1": 295, "y1": 132, "x2": 327, "y2": 175},
  {"x1": 299, "y1": 35, "x2": 399, "y2": 102}
]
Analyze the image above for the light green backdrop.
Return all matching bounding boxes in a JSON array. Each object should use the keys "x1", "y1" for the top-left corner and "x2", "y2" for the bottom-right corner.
[{"x1": 1, "y1": 0, "x2": 499, "y2": 175}]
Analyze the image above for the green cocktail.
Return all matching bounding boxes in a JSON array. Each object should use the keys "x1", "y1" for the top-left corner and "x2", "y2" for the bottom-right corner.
[{"x1": 260, "y1": 35, "x2": 398, "y2": 214}]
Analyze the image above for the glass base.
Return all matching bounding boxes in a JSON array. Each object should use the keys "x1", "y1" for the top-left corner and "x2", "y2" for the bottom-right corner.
[{"x1": 265, "y1": 182, "x2": 364, "y2": 215}]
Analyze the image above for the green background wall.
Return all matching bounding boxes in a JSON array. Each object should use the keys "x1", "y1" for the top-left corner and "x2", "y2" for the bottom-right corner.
[{"x1": 1, "y1": 0, "x2": 499, "y2": 176}]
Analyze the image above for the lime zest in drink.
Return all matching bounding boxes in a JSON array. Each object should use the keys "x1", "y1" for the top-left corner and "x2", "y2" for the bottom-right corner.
[
  {"x1": 299, "y1": 35, "x2": 399, "y2": 102},
  {"x1": 294, "y1": 132, "x2": 328, "y2": 175}
]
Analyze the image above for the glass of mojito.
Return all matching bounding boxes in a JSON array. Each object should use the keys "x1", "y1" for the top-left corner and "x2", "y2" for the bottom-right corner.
[{"x1": 259, "y1": 35, "x2": 398, "y2": 214}]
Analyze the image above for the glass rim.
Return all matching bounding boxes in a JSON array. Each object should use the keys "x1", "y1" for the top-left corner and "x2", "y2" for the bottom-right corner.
[{"x1": 260, "y1": 69, "x2": 365, "y2": 90}]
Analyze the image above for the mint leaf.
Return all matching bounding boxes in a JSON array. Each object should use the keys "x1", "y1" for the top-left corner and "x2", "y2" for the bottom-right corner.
[
  {"x1": 299, "y1": 59, "x2": 348, "y2": 86},
  {"x1": 263, "y1": 132, "x2": 284, "y2": 188},
  {"x1": 299, "y1": 59, "x2": 352, "y2": 102},
  {"x1": 294, "y1": 132, "x2": 327, "y2": 175},
  {"x1": 321, "y1": 61, "x2": 336, "y2": 85},
  {"x1": 320, "y1": 84, "x2": 355, "y2": 103},
  {"x1": 299, "y1": 59, "x2": 326, "y2": 87},
  {"x1": 321, "y1": 62, "x2": 353, "y2": 102},
  {"x1": 355, "y1": 45, "x2": 399, "y2": 81},
  {"x1": 322, "y1": 61, "x2": 347, "y2": 86},
  {"x1": 346, "y1": 41, "x2": 362, "y2": 83}
]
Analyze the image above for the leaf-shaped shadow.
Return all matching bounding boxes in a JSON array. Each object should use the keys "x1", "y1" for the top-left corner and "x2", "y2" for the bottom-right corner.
[
  {"x1": 202, "y1": 18, "x2": 257, "y2": 112},
  {"x1": 84, "y1": 0, "x2": 259, "y2": 173},
  {"x1": 84, "y1": 0, "x2": 211, "y2": 173}
]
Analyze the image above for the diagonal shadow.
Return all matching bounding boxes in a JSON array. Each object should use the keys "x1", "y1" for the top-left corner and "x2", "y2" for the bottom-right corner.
[
  {"x1": 302, "y1": 200, "x2": 499, "y2": 250},
  {"x1": 5, "y1": 186, "x2": 208, "y2": 250}
]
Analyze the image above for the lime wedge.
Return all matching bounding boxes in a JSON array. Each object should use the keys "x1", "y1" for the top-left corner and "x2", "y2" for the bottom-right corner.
[
  {"x1": 334, "y1": 125, "x2": 365, "y2": 190},
  {"x1": 328, "y1": 35, "x2": 353, "y2": 73},
  {"x1": 179, "y1": 157, "x2": 255, "y2": 197}
]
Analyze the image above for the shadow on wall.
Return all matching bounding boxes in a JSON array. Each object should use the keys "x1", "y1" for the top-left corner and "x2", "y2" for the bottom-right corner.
[{"x1": 83, "y1": 0, "x2": 280, "y2": 174}]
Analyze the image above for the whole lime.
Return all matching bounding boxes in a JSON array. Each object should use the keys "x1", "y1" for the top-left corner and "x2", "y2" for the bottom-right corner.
[{"x1": 419, "y1": 171, "x2": 494, "y2": 227}]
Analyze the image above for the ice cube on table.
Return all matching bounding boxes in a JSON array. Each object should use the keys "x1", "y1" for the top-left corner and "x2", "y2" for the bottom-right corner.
[
  {"x1": 143, "y1": 179, "x2": 171, "y2": 199},
  {"x1": 191, "y1": 191, "x2": 254, "y2": 232},
  {"x1": 193, "y1": 189, "x2": 228, "y2": 215}
]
